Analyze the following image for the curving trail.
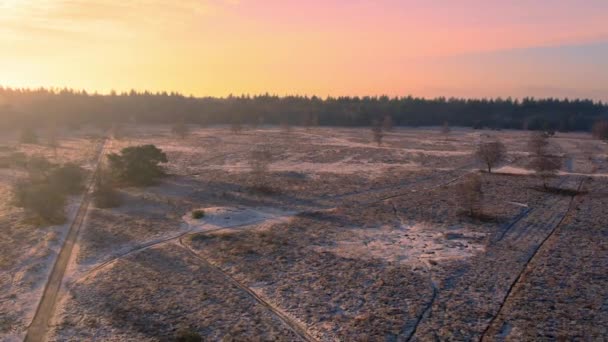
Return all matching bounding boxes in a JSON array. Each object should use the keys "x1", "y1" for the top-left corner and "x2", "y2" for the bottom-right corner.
[
  {"x1": 25, "y1": 138, "x2": 109, "y2": 342},
  {"x1": 177, "y1": 237, "x2": 318, "y2": 342},
  {"x1": 74, "y1": 215, "x2": 291, "y2": 284}
]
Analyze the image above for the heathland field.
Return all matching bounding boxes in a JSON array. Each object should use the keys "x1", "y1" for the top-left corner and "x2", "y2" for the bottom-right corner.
[{"x1": 1, "y1": 125, "x2": 606, "y2": 341}]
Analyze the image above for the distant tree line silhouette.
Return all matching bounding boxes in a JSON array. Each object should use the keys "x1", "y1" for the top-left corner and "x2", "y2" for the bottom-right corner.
[{"x1": 1, "y1": 87, "x2": 606, "y2": 131}]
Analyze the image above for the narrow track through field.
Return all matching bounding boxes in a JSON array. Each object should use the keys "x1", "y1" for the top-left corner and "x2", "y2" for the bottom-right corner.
[
  {"x1": 479, "y1": 176, "x2": 587, "y2": 341},
  {"x1": 24, "y1": 138, "x2": 109, "y2": 342},
  {"x1": 177, "y1": 237, "x2": 318, "y2": 342}
]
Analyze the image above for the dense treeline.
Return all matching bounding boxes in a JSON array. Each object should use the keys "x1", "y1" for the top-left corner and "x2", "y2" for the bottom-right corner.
[{"x1": 1, "y1": 87, "x2": 606, "y2": 131}]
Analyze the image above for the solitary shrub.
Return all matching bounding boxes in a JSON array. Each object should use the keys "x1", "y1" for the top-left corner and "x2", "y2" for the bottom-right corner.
[
  {"x1": 26, "y1": 155, "x2": 55, "y2": 177},
  {"x1": 192, "y1": 209, "x2": 205, "y2": 219},
  {"x1": 441, "y1": 121, "x2": 451, "y2": 136},
  {"x1": 12, "y1": 161, "x2": 87, "y2": 222},
  {"x1": 280, "y1": 120, "x2": 292, "y2": 134},
  {"x1": 107, "y1": 145, "x2": 168, "y2": 186},
  {"x1": 456, "y1": 173, "x2": 483, "y2": 217},
  {"x1": 230, "y1": 120, "x2": 243, "y2": 134},
  {"x1": 371, "y1": 120, "x2": 383, "y2": 146},
  {"x1": 112, "y1": 123, "x2": 127, "y2": 140},
  {"x1": 12, "y1": 180, "x2": 67, "y2": 224},
  {"x1": 20, "y1": 127, "x2": 38, "y2": 144},
  {"x1": 304, "y1": 112, "x2": 319, "y2": 130},
  {"x1": 174, "y1": 329, "x2": 202, "y2": 342},
  {"x1": 475, "y1": 137, "x2": 506, "y2": 173},
  {"x1": 249, "y1": 146, "x2": 272, "y2": 192},
  {"x1": 382, "y1": 115, "x2": 394, "y2": 132},
  {"x1": 47, "y1": 124, "x2": 60, "y2": 151},
  {"x1": 172, "y1": 120, "x2": 190, "y2": 139},
  {"x1": 592, "y1": 120, "x2": 608, "y2": 140}
]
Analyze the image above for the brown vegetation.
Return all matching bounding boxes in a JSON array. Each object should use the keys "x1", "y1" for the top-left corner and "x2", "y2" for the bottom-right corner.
[
  {"x1": 456, "y1": 173, "x2": 483, "y2": 217},
  {"x1": 527, "y1": 133, "x2": 561, "y2": 189},
  {"x1": 371, "y1": 120, "x2": 383, "y2": 146},
  {"x1": 475, "y1": 137, "x2": 506, "y2": 173},
  {"x1": 172, "y1": 120, "x2": 190, "y2": 139},
  {"x1": 249, "y1": 146, "x2": 273, "y2": 193},
  {"x1": 592, "y1": 120, "x2": 608, "y2": 140}
]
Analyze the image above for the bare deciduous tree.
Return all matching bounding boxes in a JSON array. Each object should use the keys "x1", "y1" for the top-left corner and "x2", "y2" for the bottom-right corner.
[
  {"x1": 528, "y1": 131, "x2": 550, "y2": 154},
  {"x1": 592, "y1": 120, "x2": 608, "y2": 140},
  {"x1": 305, "y1": 112, "x2": 319, "y2": 131},
  {"x1": 528, "y1": 133, "x2": 561, "y2": 189},
  {"x1": 231, "y1": 120, "x2": 243, "y2": 134},
  {"x1": 20, "y1": 127, "x2": 38, "y2": 144},
  {"x1": 371, "y1": 120, "x2": 383, "y2": 146},
  {"x1": 172, "y1": 120, "x2": 189, "y2": 139},
  {"x1": 457, "y1": 173, "x2": 483, "y2": 217},
  {"x1": 281, "y1": 120, "x2": 292, "y2": 135},
  {"x1": 441, "y1": 121, "x2": 451, "y2": 136},
  {"x1": 249, "y1": 146, "x2": 272, "y2": 192},
  {"x1": 530, "y1": 154, "x2": 561, "y2": 189},
  {"x1": 47, "y1": 123, "x2": 60, "y2": 154},
  {"x1": 112, "y1": 123, "x2": 127, "y2": 140},
  {"x1": 382, "y1": 115, "x2": 394, "y2": 132},
  {"x1": 475, "y1": 137, "x2": 506, "y2": 173}
]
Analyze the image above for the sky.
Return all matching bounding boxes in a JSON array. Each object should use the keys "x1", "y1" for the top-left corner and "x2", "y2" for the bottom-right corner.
[{"x1": 1, "y1": 0, "x2": 607, "y2": 100}]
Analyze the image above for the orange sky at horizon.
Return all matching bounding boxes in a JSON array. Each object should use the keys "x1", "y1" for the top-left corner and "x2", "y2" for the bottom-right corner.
[{"x1": 1, "y1": 0, "x2": 608, "y2": 100}]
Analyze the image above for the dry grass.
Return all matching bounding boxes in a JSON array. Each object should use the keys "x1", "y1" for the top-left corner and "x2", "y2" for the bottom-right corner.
[{"x1": 18, "y1": 126, "x2": 607, "y2": 341}]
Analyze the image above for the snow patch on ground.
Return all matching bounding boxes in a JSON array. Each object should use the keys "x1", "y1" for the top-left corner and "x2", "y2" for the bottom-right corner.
[
  {"x1": 494, "y1": 165, "x2": 608, "y2": 178},
  {"x1": 316, "y1": 223, "x2": 485, "y2": 267},
  {"x1": 494, "y1": 166, "x2": 534, "y2": 175},
  {"x1": 0, "y1": 198, "x2": 81, "y2": 342},
  {"x1": 183, "y1": 206, "x2": 294, "y2": 231},
  {"x1": 206, "y1": 156, "x2": 421, "y2": 175}
]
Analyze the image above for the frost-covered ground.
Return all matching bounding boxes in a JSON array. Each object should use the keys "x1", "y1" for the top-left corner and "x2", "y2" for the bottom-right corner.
[
  {"x1": 0, "y1": 131, "x2": 102, "y2": 341},
  {"x1": 7, "y1": 125, "x2": 606, "y2": 341}
]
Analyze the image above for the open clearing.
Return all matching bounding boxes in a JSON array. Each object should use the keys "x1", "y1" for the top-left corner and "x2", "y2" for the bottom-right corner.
[{"x1": 2, "y1": 126, "x2": 607, "y2": 341}]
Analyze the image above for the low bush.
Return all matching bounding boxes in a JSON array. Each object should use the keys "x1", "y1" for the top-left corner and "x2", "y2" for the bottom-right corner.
[
  {"x1": 191, "y1": 209, "x2": 205, "y2": 219},
  {"x1": 12, "y1": 180, "x2": 67, "y2": 224},
  {"x1": 174, "y1": 329, "x2": 202, "y2": 342},
  {"x1": 249, "y1": 184, "x2": 276, "y2": 195},
  {"x1": 26, "y1": 155, "x2": 55, "y2": 175},
  {"x1": 107, "y1": 144, "x2": 168, "y2": 186},
  {"x1": 11, "y1": 161, "x2": 87, "y2": 223}
]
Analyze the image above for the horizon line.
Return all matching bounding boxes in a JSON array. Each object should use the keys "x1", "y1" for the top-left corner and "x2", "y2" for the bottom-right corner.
[{"x1": 1, "y1": 85, "x2": 605, "y2": 104}]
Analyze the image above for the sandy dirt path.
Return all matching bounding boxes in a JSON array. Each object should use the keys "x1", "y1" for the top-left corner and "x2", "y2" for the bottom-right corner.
[{"x1": 24, "y1": 138, "x2": 109, "y2": 342}]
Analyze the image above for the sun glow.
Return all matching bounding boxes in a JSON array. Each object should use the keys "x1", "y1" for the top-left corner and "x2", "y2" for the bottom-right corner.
[{"x1": 0, "y1": 1, "x2": 607, "y2": 99}]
